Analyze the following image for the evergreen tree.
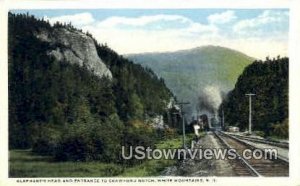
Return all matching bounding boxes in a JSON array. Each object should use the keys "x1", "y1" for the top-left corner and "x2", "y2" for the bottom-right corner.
[
  {"x1": 220, "y1": 57, "x2": 288, "y2": 137},
  {"x1": 8, "y1": 12, "x2": 175, "y2": 162}
]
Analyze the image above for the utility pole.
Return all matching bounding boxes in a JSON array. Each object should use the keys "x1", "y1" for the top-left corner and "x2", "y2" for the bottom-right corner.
[
  {"x1": 245, "y1": 93, "x2": 255, "y2": 135},
  {"x1": 176, "y1": 100, "x2": 190, "y2": 149}
]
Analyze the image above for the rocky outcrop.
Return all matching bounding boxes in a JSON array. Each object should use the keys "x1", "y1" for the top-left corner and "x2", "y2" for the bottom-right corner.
[{"x1": 35, "y1": 28, "x2": 112, "y2": 78}]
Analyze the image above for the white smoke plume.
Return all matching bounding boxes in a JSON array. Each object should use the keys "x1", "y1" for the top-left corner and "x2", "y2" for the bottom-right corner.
[{"x1": 197, "y1": 85, "x2": 222, "y2": 115}]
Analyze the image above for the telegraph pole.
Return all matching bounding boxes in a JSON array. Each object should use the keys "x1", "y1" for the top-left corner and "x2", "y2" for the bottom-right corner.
[
  {"x1": 245, "y1": 93, "x2": 255, "y2": 135},
  {"x1": 176, "y1": 100, "x2": 190, "y2": 149}
]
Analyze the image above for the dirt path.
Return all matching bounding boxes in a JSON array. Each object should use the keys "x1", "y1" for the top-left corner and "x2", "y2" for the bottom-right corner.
[{"x1": 161, "y1": 132, "x2": 236, "y2": 176}]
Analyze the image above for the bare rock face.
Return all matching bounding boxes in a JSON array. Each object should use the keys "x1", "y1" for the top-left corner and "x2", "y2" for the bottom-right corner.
[{"x1": 35, "y1": 28, "x2": 112, "y2": 78}]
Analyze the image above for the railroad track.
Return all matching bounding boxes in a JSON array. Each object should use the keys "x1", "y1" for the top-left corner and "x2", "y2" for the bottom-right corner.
[
  {"x1": 225, "y1": 132, "x2": 289, "y2": 149},
  {"x1": 214, "y1": 131, "x2": 289, "y2": 177}
]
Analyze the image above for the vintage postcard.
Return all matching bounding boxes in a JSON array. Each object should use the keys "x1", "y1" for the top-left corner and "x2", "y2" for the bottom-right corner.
[{"x1": 0, "y1": 0, "x2": 300, "y2": 186}]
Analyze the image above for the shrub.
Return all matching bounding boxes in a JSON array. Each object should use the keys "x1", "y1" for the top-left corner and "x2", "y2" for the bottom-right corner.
[
  {"x1": 271, "y1": 118, "x2": 289, "y2": 139},
  {"x1": 122, "y1": 120, "x2": 156, "y2": 165},
  {"x1": 31, "y1": 124, "x2": 61, "y2": 155},
  {"x1": 163, "y1": 128, "x2": 177, "y2": 139},
  {"x1": 54, "y1": 114, "x2": 124, "y2": 162}
]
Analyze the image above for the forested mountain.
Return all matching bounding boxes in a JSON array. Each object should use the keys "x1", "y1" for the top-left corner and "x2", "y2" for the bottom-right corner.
[
  {"x1": 127, "y1": 46, "x2": 254, "y2": 118},
  {"x1": 8, "y1": 12, "x2": 174, "y2": 162},
  {"x1": 220, "y1": 57, "x2": 288, "y2": 138}
]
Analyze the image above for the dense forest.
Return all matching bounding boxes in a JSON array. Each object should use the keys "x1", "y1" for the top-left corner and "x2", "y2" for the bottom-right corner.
[
  {"x1": 220, "y1": 57, "x2": 288, "y2": 138},
  {"x1": 8, "y1": 12, "x2": 176, "y2": 163}
]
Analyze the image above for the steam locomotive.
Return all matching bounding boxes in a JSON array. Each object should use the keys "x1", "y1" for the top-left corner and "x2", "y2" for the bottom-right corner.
[{"x1": 189, "y1": 114, "x2": 221, "y2": 132}]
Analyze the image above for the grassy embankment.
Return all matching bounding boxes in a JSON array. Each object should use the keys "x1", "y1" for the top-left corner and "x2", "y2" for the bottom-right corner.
[{"x1": 10, "y1": 133, "x2": 199, "y2": 177}]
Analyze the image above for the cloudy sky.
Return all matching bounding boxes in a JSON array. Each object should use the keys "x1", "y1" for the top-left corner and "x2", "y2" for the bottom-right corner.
[{"x1": 13, "y1": 9, "x2": 289, "y2": 59}]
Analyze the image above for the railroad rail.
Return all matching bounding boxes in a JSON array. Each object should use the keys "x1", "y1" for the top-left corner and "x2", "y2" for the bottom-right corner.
[
  {"x1": 214, "y1": 131, "x2": 289, "y2": 177},
  {"x1": 225, "y1": 132, "x2": 289, "y2": 149}
]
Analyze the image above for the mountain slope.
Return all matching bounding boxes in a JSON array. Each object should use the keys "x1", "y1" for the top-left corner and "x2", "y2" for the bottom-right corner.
[
  {"x1": 127, "y1": 46, "x2": 255, "y2": 118},
  {"x1": 220, "y1": 57, "x2": 288, "y2": 137},
  {"x1": 8, "y1": 13, "x2": 173, "y2": 162}
]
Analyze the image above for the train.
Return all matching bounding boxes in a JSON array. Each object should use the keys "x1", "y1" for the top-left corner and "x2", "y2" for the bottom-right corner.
[{"x1": 189, "y1": 114, "x2": 222, "y2": 132}]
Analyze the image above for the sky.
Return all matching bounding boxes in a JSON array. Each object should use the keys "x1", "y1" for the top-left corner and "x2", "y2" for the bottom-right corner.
[{"x1": 12, "y1": 9, "x2": 289, "y2": 59}]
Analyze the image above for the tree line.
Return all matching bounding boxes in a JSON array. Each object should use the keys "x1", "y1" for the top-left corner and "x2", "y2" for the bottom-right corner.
[
  {"x1": 219, "y1": 57, "x2": 288, "y2": 138},
  {"x1": 8, "y1": 12, "x2": 177, "y2": 163}
]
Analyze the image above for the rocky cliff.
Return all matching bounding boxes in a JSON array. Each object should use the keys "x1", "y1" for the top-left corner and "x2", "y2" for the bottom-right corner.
[{"x1": 35, "y1": 27, "x2": 112, "y2": 78}]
